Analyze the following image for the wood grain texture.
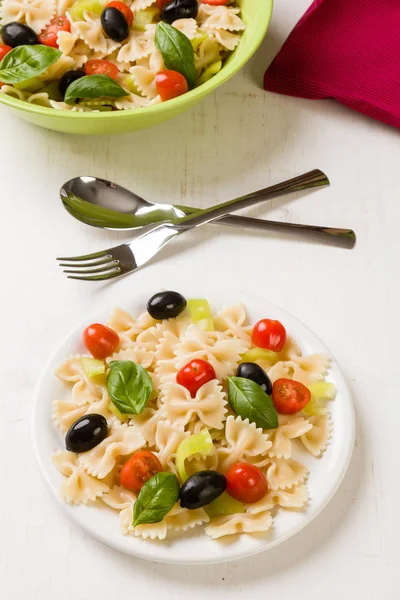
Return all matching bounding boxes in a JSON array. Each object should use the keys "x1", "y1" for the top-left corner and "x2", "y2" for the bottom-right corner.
[{"x1": 0, "y1": 0, "x2": 399, "y2": 598}]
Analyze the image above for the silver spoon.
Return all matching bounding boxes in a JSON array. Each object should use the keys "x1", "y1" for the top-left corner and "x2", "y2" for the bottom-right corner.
[{"x1": 60, "y1": 170, "x2": 356, "y2": 248}]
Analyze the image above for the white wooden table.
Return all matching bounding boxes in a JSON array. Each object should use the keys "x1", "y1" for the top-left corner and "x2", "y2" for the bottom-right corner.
[{"x1": 1, "y1": 0, "x2": 398, "y2": 597}]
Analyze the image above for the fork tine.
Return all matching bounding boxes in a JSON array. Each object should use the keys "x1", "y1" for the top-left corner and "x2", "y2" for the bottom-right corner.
[
  {"x1": 60, "y1": 258, "x2": 119, "y2": 269},
  {"x1": 63, "y1": 262, "x2": 120, "y2": 275},
  {"x1": 56, "y1": 250, "x2": 112, "y2": 262},
  {"x1": 67, "y1": 269, "x2": 123, "y2": 281}
]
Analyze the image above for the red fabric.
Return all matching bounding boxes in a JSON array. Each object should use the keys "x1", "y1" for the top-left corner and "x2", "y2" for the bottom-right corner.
[{"x1": 264, "y1": 0, "x2": 400, "y2": 128}]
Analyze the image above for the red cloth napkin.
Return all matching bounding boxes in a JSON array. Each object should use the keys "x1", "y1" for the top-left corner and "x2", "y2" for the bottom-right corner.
[{"x1": 264, "y1": 0, "x2": 400, "y2": 129}]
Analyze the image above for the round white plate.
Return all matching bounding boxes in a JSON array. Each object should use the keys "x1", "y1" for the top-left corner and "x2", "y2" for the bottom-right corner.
[{"x1": 32, "y1": 289, "x2": 355, "y2": 565}]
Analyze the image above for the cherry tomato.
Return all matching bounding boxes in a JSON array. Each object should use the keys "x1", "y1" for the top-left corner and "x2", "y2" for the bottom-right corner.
[
  {"x1": 38, "y1": 16, "x2": 70, "y2": 48},
  {"x1": 85, "y1": 59, "x2": 119, "y2": 79},
  {"x1": 155, "y1": 70, "x2": 188, "y2": 102},
  {"x1": 106, "y1": 1, "x2": 134, "y2": 26},
  {"x1": 120, "y1": 450, "x2": 162, "y2": 492},
  {"x1": 83, "y1": 323, "x2": 119, "y2": 359},
  {"x1": 226, "y1": 463, "x2": 268, "y2": 503},
  {"x1": 251, "y1": 319, "x2": 287, "y2": 352},
  {"x1": 176, "y1": 359, "x2": 216, "y2": 397},
  {"x1": 156, "y1": 0, "x2": 169, "y2": 8},
  {"x1": 202, "y1": 0, "x2": 228, "y2": 4},
  {"x1": 0, "y1": 44, "x2": 12, "y2": 61},
  {"x1": 272, "y1": 378, "x2": 311, "y2": 414}
]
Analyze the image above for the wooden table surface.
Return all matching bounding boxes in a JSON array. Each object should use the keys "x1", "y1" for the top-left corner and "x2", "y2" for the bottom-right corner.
[{"x1": 1, "y1": 1, "x2": 398, "y2": 598}]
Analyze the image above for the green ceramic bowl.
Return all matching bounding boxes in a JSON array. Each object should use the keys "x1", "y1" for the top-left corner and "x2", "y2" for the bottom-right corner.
[{"x1": 0, "y1": 0, "x2": 273, "y2": 135}]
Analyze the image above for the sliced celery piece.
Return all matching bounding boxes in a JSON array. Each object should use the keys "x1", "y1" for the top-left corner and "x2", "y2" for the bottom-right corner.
[
  {"x1": 187, "y1": 298, "x2": 214, "y2": 331},
  {"x1": 119, "y1": 74, "x2": 142, "y2": 96},
  {"x1": 82, "y1": 358, "x2": 105, "y2": 377},
  {"x1": 240, "y1": 348, "x2": 278, "y2": 365},
  {"x1": 197, "y1": 60, "x2": 222, "y2": 86},
  {"x1": 175, "y1": 430, "x2": 214, "y2": 482},
  {"x1": 133, "y1": 6, "x2": 160, "y2": 30},
  {"x1": 205, "y1": 492, "x2": 244, "y2": 518},
  {"x1": 303, "y1": 381, "x2": 336, "y2": 416},
  {"x1": 14, "y1": 77, "x2": 43, "y2": 93},
  {"x1": 191, "y1": 30, "x2": 208, "y2": 51},
  {"x1": 70, "y1": 0, "x2": 103, "y2": 21}
]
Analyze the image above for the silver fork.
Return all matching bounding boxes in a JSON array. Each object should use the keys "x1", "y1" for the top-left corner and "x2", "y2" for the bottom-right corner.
[{"x1": 57, "y1": 171, "x2": 356, "y2": 281}]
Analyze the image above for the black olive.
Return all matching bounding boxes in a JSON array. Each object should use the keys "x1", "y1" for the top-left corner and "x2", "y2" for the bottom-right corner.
[
  {"x1": 2, "y1": 22, "x2": 39, "y2": 47},
  {"x1": 236, "y1": 362, "x2": 273, "y2": 395},
  {"x1": 179, "y1": 470, "x2": 227, "y2": 509},
  {"x1": 59, "y1": 70, "x2": 86, "y2": 97},
  {"x1": 101, "y1": 7, "x2": 129, "y2": 43},
  {"x1": 147, "y1": 291, "x2": 187, "y2": 320},
  {"x1": 65, "y1": 414, "x2": 108, "y2": 453},
  {"x1": 161, "y1": 0, "x2": 198, "y2": 23}
]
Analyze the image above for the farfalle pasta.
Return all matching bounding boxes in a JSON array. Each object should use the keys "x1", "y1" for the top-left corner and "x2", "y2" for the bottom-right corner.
[
  {"x1": 51, "y1": 295, "x2": 336, "y2": 541},
  {"x1": 0, "y1": 0, "x2": 245, "y2": 112}
]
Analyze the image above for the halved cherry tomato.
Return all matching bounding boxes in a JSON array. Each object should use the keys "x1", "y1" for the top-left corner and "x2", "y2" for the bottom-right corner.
[
  {"x1": 83, "y1": 323, "x2": 119, "y2": 359},
  {"x1": 155, "y1": 70, "x2": 188, "y2": 102},
  {"x1": 226, "y1": 463, "x2": 268, "y2": 503},
  {"x1": 106, "y1": 1, "x2": 134, "y2": 26},
  {"x1": 38, "y1": 16, "x2": 70, "y2": 48},
  {"x1": 156, "y1": 0, "x2": 169, "y2": 8},
  {"x1": 176, "y1": 358, "x2": 216, "y2": 397},
  {"x1": 272, "y1": 378, "x2": 311, "y2": 414},
  {"x1": 251, "y1": 319, "x2": 287, "y2": 352},
  {"x1": 85, "y1": 59, "x2": 119, "y2": 79},
  {"x1": 0, "y1": 44, "x2": 12, "y2": 61},
  {"x1": 120, "y1": 450, "x2": 162, "y2": 492},
  {"x1": 202, "y1": 0, "x2": 228, "y2": 4}
]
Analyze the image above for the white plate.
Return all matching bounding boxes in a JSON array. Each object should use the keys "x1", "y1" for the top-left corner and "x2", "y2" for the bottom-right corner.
[{"x1": 32, "y1": 289, "x2": 355, "y2": 565}]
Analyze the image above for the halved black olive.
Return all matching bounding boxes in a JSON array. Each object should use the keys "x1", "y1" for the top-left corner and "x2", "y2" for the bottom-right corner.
[
  {"x1": 59, "y1": 70, "x2": 86, "y2": 98},
  {"x1": 101, "y1": 7, "x2": 129, "y2": 43},
  {"x1": 161, "y1": 0, "x2": 198, "y2": 24},
  {"x1": 179, "y1": 470, "x2": 227, "y2": 509},
  {"x1": 65, "y1": 414, "x2": 108, "y2": 453},
  {"x1": 2, "y1": 22, "x2": 38, "y2": 47},
  {"x1": 236, "y1": 362, "x2": 273, "y2": 395},
  {"x1": 147, "y1": 291, "x2": 187, "y2": 320}
]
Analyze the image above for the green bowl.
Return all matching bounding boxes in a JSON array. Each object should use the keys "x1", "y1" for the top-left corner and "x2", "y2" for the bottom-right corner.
[{"x1": 0, "y1": 0, "x2": 273, "y2": 135}]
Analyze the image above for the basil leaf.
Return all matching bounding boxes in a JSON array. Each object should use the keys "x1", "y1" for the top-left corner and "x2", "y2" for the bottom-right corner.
[
  {"x1": 133, "y1": 472, "x2": 180, "y2": 526},
  {"x1": 107, "y1": 360, "x2": 152, "y2": 415},
  {"x1": 155, "y1": 22, "x2": 196, "y2": 89},
  {"x1": 0, "y1": 45, "x2": 61, "y2": 84},
  {"x1": 64, "y1": 74, "x2": 128, "y2": 105},
  {"x1": 228, "y1": 376, "x2": 278, "y2": 429}
]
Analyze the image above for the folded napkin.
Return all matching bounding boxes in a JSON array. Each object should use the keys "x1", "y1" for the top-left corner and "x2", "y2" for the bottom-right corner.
[{"x1": 264, "y1": 0, "x2": 400, "y2": 128}]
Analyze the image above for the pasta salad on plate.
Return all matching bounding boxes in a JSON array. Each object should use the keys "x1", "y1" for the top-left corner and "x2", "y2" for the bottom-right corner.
[
  {"x1": 0, "y1": 0, "x2": 245, "y2": 111},
  {"x1": 50, "y1": 291, "x2": 337, "y2": 542}
]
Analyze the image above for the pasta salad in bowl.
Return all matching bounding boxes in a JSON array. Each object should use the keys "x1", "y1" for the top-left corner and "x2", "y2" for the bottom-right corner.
[
  {"x1": 33, "y1": 290, "x2": 355, "y2": 563},
  {"x1": 0, "y1": 0, "x2": 273, "y2": 133}
]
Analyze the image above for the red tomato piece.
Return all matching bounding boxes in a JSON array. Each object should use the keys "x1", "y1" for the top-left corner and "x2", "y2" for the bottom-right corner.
[
  {"x1": 226, "y1": 463, "x2": 268, "y2": 503},
  {"x1": 176, "y1": 359, "x2": 216, "y2": 397},
  {"x1": 106, "y1": 1, "x2": 134, "y2": 26},
  {"x1": 156, "y1": 0, "x2": 170, "y2": 8},
  {"x1": 251, "y1": 318, "x2": 287, "y2": 352},
  {"x1": 83, "y1": 323, "x2": 119, "y2": 359},
  {"x1": 202, "y1": 0, "x2": 228, "y2": 4},
  {"x1": 0, "y1": 44, "x2": 12, "y2": 61},
  {"x1": 120, "y1": 450, "x2": 162, "y2": 492},
  {"x1": 155, "y1": 70, "x2": 188, "y2": 102},
  {"x1": 272, "y1": 378, "x2": 311, "y2": 414},
  {"x1": 85, "y1": 59, "x2": 119, "y2": 79},
  {"x1": 38, "y1": 16, "x2": 70, "y2": 48}
]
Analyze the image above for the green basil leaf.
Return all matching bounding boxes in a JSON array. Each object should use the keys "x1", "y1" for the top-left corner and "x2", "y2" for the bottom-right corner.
[
  {"x1": 107, "y1": 360, "x2": 152, "y2": 415},
  {"x1": 0, "y1": 45, "x2": 61, "y2": 84},
  {"x1": 155, "y1": 22, "x2": 196, "y2": 89},
  {"x1": 64, "y1": 74, "x2": 128, "y2": 105},
  {"x1": 133, "y1": 472, "x2": 180, "y2": 526},
  {"x1": 228, "y1": 376, "x2": 278, "y2": 429}
]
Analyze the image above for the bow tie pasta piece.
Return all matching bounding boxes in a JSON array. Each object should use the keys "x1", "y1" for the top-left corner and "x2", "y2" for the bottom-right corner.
[
  {"x1": 101, "y1": 485, "x2": 137, "y2": 535},
  {"x1": 246, "y1": 484, "x2": 309, "y2": 515},
  {"x1": 130, "y1": 0, "x2": 156, "y2": 11},
  {"x1": 107, "y1": 307, "x2": 158, "y2": 350},
  {"x1": 0, "y1": 0, "x2": 56, "y2": 34},
  {"x1": 70, "y1": 12, "x2": 121, "y2": 54},
  {"x1": 267, "y1": 415, "x2": 313, "y2": 460},
  {"x1": 52, "y1": 450, "x2": 110, "y2": 504},
  {"x1": 135, "y1": 315, "x2": 190, "y2": 355},
  {"x1": 107, "y1": 345, "x2": 154, "y2": 370},
  {"x1": 53, "y1": 388, "x2": 114, "y2": 433},
  {"x1": 213, "y1": 303, "x2": 252, "y2": 342},
  {"x1": 154, "y1": 420, "x2": 190, "y2": 472},
  {"x1": 198, "y1": 5, "x2": 246, "y2": 32},
  {"x1": 154, "y1": 330, "x2": 181, "y2": 391},
  {"x1": 174, "y1": 324, "x2": 250, "y2": 380},
  {"x1": 161, "y1": 380, "x2": 228, "y2": 430},
  {"x1": 185, "y1": 451, "x2": 219, "y2": 477},
  {"x1": 172, "y1": 18, "x2": 198, "y2": 40},
  {"x1": 78, "y1": 422, "x2": 145, "y2": 479},
  {"x1": 129, "y1": 405, "x2": 161, "y2": 446},
  {"x1": 205, "y1": 510, "x2": 272, "y2": 539},
  {"x1": 194, "y1": 36, "x2": 221, "y2": 74},
  {"x1": 57, "y1": 0, "x2": 74, "y2": 14},
  {"x1": 217, "y1": 415, "x2": 272, "y2": 472},
  {"x1": 300, "y1": 415, "x2": 332, "y2": 457},
  {"x1": 165, "y1": 504, "x2": 209, "y2": 532},
  {"x1": 117, "y1": 24, "x2": 155, "y2": 63},
  {"x1": 55, "y1": 355, "x2": 106, "y2": 405},
  {"x1": 268, "y1": 354, "x2": 331, "y2": 387},
  {"x1": 264, "y1": 458, "x2": 309, "y2": 491}
]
